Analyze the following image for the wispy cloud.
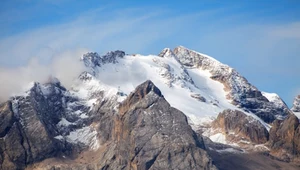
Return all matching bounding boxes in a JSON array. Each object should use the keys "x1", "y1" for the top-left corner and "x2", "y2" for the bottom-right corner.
[
  {"x1": 0, "y1": 48, "x2": 87, "y2": 102},
  {"x1": 0, "y1": 7, "x2": 196, "y2": 101},
  {"x1": 0, "y1": 7, "x2": 187, "y2": 67}
]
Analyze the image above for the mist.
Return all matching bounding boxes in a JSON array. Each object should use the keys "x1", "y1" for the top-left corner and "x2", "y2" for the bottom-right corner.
[{"x1": 0, "y1": 49, "x2": 88, "y2": 102}]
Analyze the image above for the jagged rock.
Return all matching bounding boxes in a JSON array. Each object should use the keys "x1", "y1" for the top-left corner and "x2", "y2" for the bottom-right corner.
[
  {"x1": 268, "y1": 114, "x2": 300, "y2": 162},
  {"x1": 213, "y1": 109, "x2": 269, "y2": 144},
  {"x1": 97, "y1": 80, "x2": 217, "y2": 170},
  {"x1": 291, "y1": 95, "x2": 300, "y2": 112}
]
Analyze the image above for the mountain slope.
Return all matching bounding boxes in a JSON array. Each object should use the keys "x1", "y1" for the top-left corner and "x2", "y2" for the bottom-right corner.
[{"x1": 81, "y1": 47, "x2": 289, "y2": 129}]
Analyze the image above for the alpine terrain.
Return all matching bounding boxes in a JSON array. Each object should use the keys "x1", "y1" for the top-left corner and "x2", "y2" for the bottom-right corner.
[{"x1": 0, "y1": 46, "x2": 300, "y2": 170}]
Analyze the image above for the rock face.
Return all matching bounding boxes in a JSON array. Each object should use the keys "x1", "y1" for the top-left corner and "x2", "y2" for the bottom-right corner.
[
  {"x1": 291, "y1": 95, "x2": 300, "y2": 112},
  {"x1": 269, "y1": 114, "x2": 300, "y2": 162},
  {"x1": 0, "y1": 91, "x2": 63, "y2": 169},
  {"x1": 161, "y1": 46, "x2": 290, "y2": 123},
  {"x1": 101, "y1": 80, "x2": 217, "y2": 170},
  {"x1": 213, "y1": 109, "x2": 269, "y2": 144},
  {"x1": 0, "y1": 80, "x2": 217, "y2": 170}
]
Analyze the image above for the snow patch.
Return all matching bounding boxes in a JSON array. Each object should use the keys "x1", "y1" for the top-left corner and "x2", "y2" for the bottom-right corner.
[
  {"x1": 209, "y1": 133, "x2": 227, "y2": 144},
  {"x1": 216, "y1": 148, "x2": 243, "y2": 153},
  {"x1": 65, "y1": 126, "x2": 100, "y2": 151}
]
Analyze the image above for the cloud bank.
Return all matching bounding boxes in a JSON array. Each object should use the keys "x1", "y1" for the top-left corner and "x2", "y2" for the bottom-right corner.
[{"x1": 0, "y1": 49, "x2": 87, "y2": 102}]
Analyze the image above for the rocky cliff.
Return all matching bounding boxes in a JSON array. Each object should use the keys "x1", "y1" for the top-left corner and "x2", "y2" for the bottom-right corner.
[{"x1": 212, "y1": 109, "x2": 269, "y2": 145}]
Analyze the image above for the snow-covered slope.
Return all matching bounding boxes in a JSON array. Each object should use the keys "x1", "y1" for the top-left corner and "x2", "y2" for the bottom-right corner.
[
  {"x1": 75, "y1": 46, "x2": 288, "y2": 131},
  {"x1": 86, "y1": 53, "x2": 238, "y2": 127}
]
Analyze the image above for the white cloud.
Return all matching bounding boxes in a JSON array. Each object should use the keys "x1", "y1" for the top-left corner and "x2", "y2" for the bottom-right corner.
[{"x1": 0, "y1": 49, "x2": 87, "y2": 102}]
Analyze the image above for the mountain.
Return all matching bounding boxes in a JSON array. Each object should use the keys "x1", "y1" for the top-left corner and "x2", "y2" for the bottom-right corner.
[{"x1": 0, "y1": 46, "x2": 299, "y2": 169}]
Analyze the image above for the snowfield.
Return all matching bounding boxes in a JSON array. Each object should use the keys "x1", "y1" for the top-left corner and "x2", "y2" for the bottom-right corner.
[
  {"x1": 80, "y1": 53, "x2": 240, "y2": 128},
  {"x1": 74, "y1": 47, "x2": 274, "y2": 137}
]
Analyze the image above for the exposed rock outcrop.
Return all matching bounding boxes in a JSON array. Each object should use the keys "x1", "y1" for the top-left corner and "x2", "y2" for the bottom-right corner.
[
  {"x1": 212, "y1": 109, "x2": 269, "y2": 145},
  {"x1": 268, "y1": 114, "x2": 300, "y2": 162}
]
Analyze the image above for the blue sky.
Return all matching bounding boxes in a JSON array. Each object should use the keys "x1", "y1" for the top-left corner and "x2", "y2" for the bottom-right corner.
[{"x1": 0, "y1": 0, "x2": 300, "y2": 106}]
